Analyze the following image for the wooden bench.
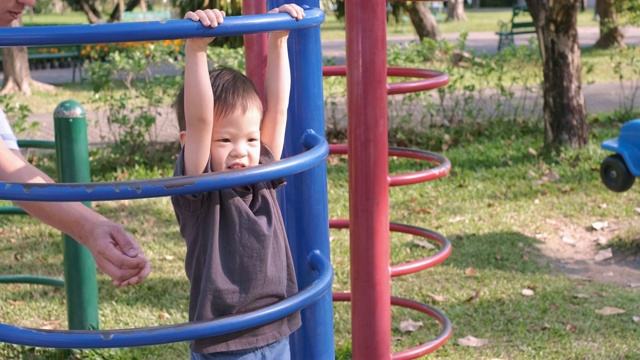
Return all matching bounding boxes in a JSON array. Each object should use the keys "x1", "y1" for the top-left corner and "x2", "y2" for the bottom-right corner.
[
  {"x1": 496, "y1": 5, "x2": 536, "y2": 51},
  {"x1": 0, "y1": 45, "x2": 83, "y2": 82}
]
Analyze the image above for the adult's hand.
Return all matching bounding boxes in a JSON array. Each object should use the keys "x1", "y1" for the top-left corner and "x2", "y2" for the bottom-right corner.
[{"x1": 81, "y1": 220, "x2": 151, "y2": 287}]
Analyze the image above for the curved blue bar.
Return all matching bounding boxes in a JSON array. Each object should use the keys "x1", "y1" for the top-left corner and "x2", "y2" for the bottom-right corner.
[
  {"x1": 0, "y1": 8, "x2": 324, "y2": 47},
  {"x1": 0, "y1": 251, "x2": 332, "y2": 349},
  {"x1": 0, "y1": 131, "x2": 327, "y2": 202}
]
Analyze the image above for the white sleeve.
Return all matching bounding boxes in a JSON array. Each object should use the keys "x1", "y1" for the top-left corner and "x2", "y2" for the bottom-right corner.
[{"x1": 0, "y1": 109, "x2": 19, "y2": 151}]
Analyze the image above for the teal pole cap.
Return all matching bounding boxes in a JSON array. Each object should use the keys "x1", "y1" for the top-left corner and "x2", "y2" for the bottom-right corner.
[{"x1": 54, "y1": 100, "x2": 86, "y2": 119}]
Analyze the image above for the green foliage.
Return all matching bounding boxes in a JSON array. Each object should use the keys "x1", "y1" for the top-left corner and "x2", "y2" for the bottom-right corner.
[
  {"x1": 0, "y1": 95, "x2": 37, "y2": 136},
  {"x1": 83, "y1": 41, "x2": 183, "y2": 169},
  {"x1": 616, "y1": 0, "x2": 640, "y2": 26},
  {"x1": 171, "y1": 0, "x2": 244, "y2": 47},
  {"x1": 609, "y1": 45, "x2": 640, "y2": 116}
]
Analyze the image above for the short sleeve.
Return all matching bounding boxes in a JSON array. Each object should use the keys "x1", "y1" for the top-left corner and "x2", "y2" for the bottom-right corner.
[{"x1": 0, "y1": 110, "x2": 19, "y2": 151}]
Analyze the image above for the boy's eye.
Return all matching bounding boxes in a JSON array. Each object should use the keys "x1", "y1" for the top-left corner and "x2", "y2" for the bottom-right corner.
[
  {"x1": 248, "y1": 138, "x2": 259, "y2": 142},
  {"x1": 216, "y1": 138, "x2": 231, "y2": 143}
]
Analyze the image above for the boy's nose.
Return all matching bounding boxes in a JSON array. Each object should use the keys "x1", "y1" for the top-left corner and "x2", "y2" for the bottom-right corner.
[{"x1": 230, "y1": 144, "x2": 247, "y2": 157}]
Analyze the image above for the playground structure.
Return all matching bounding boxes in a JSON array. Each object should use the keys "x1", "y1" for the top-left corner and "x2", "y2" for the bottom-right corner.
[
  {"x1": 600, "y1": 119, "x2": 640, "y2": 193},
  {"x1": 0, "y1": 0, "x2": 453, "y2": 359}
]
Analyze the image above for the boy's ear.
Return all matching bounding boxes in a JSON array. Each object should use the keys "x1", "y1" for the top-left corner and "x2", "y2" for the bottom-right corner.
[{"x1": 179, "y1": 131, "x2": 186, "y2": 147}]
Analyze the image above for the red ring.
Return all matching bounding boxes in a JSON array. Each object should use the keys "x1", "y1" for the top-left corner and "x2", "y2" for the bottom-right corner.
[
  {"x1": 323, "y1": 66, "x2": 450, "y2": 95},
  {"x1": 329, "y1": 144, "x2": 451, "y2": 186},
  {"x1": 333, "y1": 292, "x2": 452, "y2": 359},
  {"x1": 329, "y1": 220, "x2": 451, "y2": 277}
]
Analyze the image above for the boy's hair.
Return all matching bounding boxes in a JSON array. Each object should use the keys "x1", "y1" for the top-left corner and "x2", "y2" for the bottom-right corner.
[{"x1": 175, "y1": 66, "x2": 263, "y2": 132}]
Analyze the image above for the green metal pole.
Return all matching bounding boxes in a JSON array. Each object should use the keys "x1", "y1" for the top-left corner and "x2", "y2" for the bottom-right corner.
[{"x1": 54, "y1": 100, "x2": 99, "y2": 331}]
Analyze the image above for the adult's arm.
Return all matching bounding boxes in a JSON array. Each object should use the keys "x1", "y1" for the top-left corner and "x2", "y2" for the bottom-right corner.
[{"x1": 0, "y1": 138, "x2": 151, "y2": 286}]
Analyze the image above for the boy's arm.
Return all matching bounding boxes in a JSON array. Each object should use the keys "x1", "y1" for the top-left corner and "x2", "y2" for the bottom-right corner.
[
  {"x1": 182, "y1": 9, "x2": 225, "y2": 176},
  {"x1": 261, "y1": 4, "x2": 305, "y2": 161}
]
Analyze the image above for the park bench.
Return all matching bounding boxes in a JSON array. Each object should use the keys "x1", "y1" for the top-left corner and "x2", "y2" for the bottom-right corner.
[
  {"x1": 0, "y1": 45, "x2": 83, "y2": 82},
  {"x1": 496, "y1": 5, "x2": 536, "y2": 51}
]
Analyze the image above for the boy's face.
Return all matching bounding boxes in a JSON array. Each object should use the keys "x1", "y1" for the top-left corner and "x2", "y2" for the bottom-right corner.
[
  {"x1": 0, "y1": 0, "x2": 36, "y2": 27},
  {"x1": 210, "y1": 106, "x2": 262, "y2": 173}
]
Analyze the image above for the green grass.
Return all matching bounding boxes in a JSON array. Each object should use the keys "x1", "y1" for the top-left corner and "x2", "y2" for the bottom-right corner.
[{"x1": 1, "y1": 114, "x2": 640, "y2": 359}]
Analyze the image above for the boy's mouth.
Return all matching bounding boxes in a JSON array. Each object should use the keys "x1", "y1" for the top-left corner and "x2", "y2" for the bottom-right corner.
[{"x1": 227, "y1": 163, "x2": 246, "y2": 170}]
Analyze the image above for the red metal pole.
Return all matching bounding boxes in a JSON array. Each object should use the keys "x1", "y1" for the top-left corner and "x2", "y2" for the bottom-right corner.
[
  {"x1": 243, "y1": 0, "x2": 267, "y2": 105},
  {"x1": 345, "y1": 0, "x2": 391, "y2": 358}
]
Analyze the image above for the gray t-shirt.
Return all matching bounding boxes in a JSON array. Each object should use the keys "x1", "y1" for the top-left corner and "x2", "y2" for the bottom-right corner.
[{"x1": 171, "y1": 144, "x2": 301, "y2": 354}]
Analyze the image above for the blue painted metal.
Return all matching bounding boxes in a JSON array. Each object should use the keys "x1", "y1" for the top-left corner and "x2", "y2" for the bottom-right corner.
[
  {"x1": 0, "y1": 131, "x2": 327, "y2": 202},
  {"x1": 0, "y1": 8, "x2": 324, "y2": 47},
  {"x1": 601, "y1": 119, "x2": 640, "y2": 177},
  {"x1": 0, "y1": 251, "x2": 332, "y2": 349},
  {"x1": 273, "y1": 0, "x2": 335, "y2": 359}
]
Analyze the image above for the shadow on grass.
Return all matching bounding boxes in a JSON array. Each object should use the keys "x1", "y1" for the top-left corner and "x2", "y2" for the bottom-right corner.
[{"x1": 442, "y1": 231, "x2": 547, "y2": 275}]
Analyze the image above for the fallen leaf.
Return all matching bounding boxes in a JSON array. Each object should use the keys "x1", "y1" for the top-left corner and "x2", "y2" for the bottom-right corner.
[
  {"x1": 465, "y1": 267, "x2": 476, "y2": 277},
  {"x1": 457, "y1": 335, "x2": 489, "y2": 347},
  {"x1": 164, "y1": 255, "x2": 175, "y2": 260},
  {"x1": 521, "y1": 288, "x2": 535, "y2": 297},
  {"x1": 399, "y1": 319, "x2": 423, "y2": 333},
  {"x1": 464, "y1": 290, "x2": 482, "y2": 303},
  {"x1": 574, "y1": 293, "x2": 590, "y2": 299},
  {"x1": 528, "y1": 148, "x2": 537, "y2": 156},
  {"x1": 413, "y1": 239, "x2": 436, "y2": 250},
  {"x1": 427, "y1": 293, "x2": 445, "y2": 302},
  {"x1": 595, "y1": 248, "x2": 613, "y2": 262},
  {"x1": 599, "y1": 203, "x2": 608, "y2": 209},
  {"x1": 591, "y1": 221, "x2": 608, "y2": 231},
  {"x1": 633, "y1": 316, "x2": 640, "y2": 323},
  {"x1": 7, "y1": 300, "x2": 23, "y2": 306},
  {"x1": 545, "y1": 171, "x2": 560, "y2": 182},
  {"x1": 562, "y1": 236, "x2": 576, "y2": 246},
  {"x1": 635, "y1": 208, "x2": 640, "y2": 214},
  {"x1": 595, "y1": 306, "x2": 626, "y2": 315},
  {"x1": 565, "y1": 323, "x2": 577, "y2": 332},
  {"x1": 449, "y1": 216, "x2": 465, "y2": 223},
  {"x1": 158, "y1": 312, "x2": 171, "y2": 320}
]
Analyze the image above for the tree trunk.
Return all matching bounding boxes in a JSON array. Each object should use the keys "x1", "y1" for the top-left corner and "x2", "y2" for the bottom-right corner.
[
  {"x1": 446, "y1": 0, "x2": 467, "y2": 21},
  {"x1": 525, "y1": 0, "x2": 588, "y2": 151},
  {"x1": 78, "y1": 0, "x2": 103, "y2": 23},
  {"x1": 0, "y1": 19, "x2": 56, "y2": 96},
  {"x1": 403, "y1": 2, "x2": 441, "y2": 41},
  {"x1": 594, "y1": 0, "x2": 625, "y2": 49},
  {"x1": 1, "y1": 46, "x2": 33, "y2": 96}
]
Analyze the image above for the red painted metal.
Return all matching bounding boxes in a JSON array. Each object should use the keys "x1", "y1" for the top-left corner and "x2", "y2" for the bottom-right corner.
[
  {"x1": 329, "y1": 220, "x2": 452, "y2": 277},
  {"x1": 332, "y1": 292, "x2": 453, "y2": 359},
  {"x1": 329, "y1": 144, "x2": 451, "y2": 186},
  {"x1": 323, "y1": 66, "x2": 450, "y2": 95},
  {"x1": 242, "y1": 0, "x2": 267, "y2": 106},
  {"x1": 345, "y1": 0, "x2": 391, "y2": 358}
]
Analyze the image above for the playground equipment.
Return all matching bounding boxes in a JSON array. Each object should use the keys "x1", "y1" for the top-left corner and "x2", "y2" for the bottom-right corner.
[
  {"x1": 600, "y1": 119, "x2": 640, "y2": 192},
  {"x1": 0, "y1": 0, "x2": 453, "y2": 358}
]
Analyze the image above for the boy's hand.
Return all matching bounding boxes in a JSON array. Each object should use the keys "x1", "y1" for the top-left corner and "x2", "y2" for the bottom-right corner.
[
  {"x1": 268, "y1": 3, "x2": 305, "y2": 38},
  {"x1": 184, "y1": 9, "x2": 226, "y2": 50}
]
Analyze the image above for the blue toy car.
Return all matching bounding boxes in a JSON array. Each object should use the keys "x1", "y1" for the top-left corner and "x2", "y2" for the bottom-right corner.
[{"x1": 600, "y1": 119, "x2": 640, "y2": 192}]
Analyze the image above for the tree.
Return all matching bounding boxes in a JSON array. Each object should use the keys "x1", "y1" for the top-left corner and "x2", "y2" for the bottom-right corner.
[
  {"x1": 403, "y1": 2, "x2": 440, "y2": 41},
  {"x1": 525, "y1": 0, "x2": 588, "y2": 150},
  {"x1": 594, "y1": 0, "x2": 625, "y2": 49},
  {"x1": 446, "y1": 0, "x2": 467, "y2": 22},
  {"x1": 0, "y1": 19, "x2": 56, "y2": 96}
]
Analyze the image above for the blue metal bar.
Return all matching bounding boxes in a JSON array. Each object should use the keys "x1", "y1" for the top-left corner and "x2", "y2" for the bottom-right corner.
[
  {"x1": 0, "y1": 251, "x2": 332, "y2": 349},
  {"x1": 275, "y1": 0, "x2": 336, "y2": 359},
  {"x1": 0, "y1": 131, "x2": 327, "y2": 202},
  {"x1": 0, "y1": 8, "x2": 324, "y2": 47}
]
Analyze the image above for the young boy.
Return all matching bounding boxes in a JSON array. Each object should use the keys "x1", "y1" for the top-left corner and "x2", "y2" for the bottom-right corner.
[{"x1": 171, "y1": 5, "x2": 305, "y2": 359}]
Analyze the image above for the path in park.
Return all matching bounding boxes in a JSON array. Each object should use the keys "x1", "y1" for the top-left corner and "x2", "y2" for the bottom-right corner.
[{"x1": 8, "y1": 25, "x2": 640, "y2": 145}]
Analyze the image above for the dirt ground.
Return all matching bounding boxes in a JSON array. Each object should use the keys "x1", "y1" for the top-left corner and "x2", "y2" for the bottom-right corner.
[{"x1": 528, "y1": 215, "x2": 640, "y2": 288}]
